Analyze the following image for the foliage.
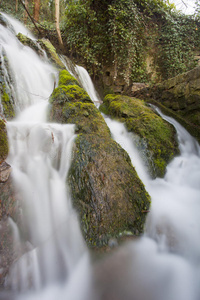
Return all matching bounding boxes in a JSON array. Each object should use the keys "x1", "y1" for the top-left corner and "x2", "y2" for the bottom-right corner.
[
  {"x1": 63, "y1": 0, "x2": 198, "y2": 84},
  {"x1": 155, "y1": 13, "x2": 197, "y2": 79},
  {"x1": 1, "y1": 0, "x2": 199, "y2": 83}
]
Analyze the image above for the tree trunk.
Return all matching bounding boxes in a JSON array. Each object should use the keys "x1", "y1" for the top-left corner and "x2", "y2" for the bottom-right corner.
[
  {"x1": 24, "y1": 0, "x2": 28, "y2": 23},
  {"x1": 34, "y1": 0, "x2": 40, "y2": 22},
  {"x1": 16, "y1": 0, "x2": 18, "y2": 12},
  {"x1": 55, "y1": 0, "x2": 64, "y2": 49}
]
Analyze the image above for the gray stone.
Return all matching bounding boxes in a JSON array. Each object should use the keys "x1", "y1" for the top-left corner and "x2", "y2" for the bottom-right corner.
[{"x1": 0, "y1": 161, "x2": 11, "y2": 183}]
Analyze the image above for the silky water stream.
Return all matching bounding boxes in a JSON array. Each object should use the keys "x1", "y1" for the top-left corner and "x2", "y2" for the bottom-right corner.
[{"x1": 0, "y1": 13, "x2": 200, "y2": 300}]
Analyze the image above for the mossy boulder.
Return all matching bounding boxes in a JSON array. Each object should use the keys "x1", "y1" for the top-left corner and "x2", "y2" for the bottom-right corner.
[
  {"x1": 17, "y1": 33, "x2": 43, "y2": 56},
  {"x1": 58, "y1": 69, "x2": 80, "y2": 87},
  {"x1": 0, "y1": 119, "x2": 9, "y2": 163},
  {"x1": 49, "y1": 69, "x2": 92, "y2": 105},
  {"x1": 0, "y1": 87, "x2": 15, "y2": 119},
  {"x1": 100, "y1": 94, "x2": 179, "y2": 178},
  {"x1": 38, "y1": 38, "x2": 65, "y2": 69},
  {"x1": 49, "y1": 70, "x2": 151, "y2": 247},
  {"x1": 68, "y1": 134, "x2": 150, "y2": 247},
  {"x1": 0, "y1": 176, "x2": 19, "y2": 287},
  {"x1": 50, "y1": 84, "x2": 91, "y2": 105}
]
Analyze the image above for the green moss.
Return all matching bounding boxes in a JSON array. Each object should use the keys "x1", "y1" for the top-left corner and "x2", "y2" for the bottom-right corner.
[
  {"x1": 50, "y1": 84, "x2": 92, "y2": 104},
  {"x1": 62, "y1": 102, "x2": 110, "y2": 136},
  {"x1": 0, "y1": 119, "x2": 9, "y2": 162},
  {"x1": 58, "y1": 70, "x2": 80, "y2": 87},
  {"x1": 101, "y1": 94, "x2": 179, "y2": 178},
  {"x1": 38, "y1": 38, "x2": 65, "y2": 69},
  {"x1": 17, "y1": 33, "x2": 42, "y2": 55},
  {"x1": 1, "y1": 88, "x2": 15, "y2": 119}
]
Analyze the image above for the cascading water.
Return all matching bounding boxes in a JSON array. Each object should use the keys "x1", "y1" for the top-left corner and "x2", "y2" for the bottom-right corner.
[
  {"x1": 0, "y1": 13, "x2": 91, "y2": 300},
  {"x1": 1, "y1": 13, "x2": 200, "y2": 300},
  {"x1": 0, "y1": 13, "x2": 56, "y2": 115},
  {"x1": 75, "y1": 65, "x2": 102, "y2": 106}
]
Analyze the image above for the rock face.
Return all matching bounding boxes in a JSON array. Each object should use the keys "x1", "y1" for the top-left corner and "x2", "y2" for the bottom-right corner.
[
  {"x1": 133, "y1": 66, "x2": 200, "y2": 143},
  {"x1": 0, "y1": 176, "x2": 18, "y2": 288},
  {"x1": 0, "y1": 120, "x2": 16, "y2": 287},
  {"x1": 100, "y1": 94, "x2": 179, "y2": 178},
  {"x1": 49, "y1": 69, "x2": 151, "y2": 247}
]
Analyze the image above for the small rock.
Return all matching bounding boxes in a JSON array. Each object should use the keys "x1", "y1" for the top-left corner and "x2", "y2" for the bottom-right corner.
[{"x1": 0, "y1": 161, "x2": 11, "y2": 183}]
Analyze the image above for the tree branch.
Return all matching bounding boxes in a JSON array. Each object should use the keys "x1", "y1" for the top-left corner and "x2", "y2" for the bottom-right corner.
[{"x1": 19, "y1": 0, "x2": 42, "y2": 35}]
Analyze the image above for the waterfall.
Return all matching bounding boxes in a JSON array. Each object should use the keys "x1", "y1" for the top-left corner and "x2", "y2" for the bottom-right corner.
[
  {"x1": 0, "y1": 14, "x2": 56, "y2": 115},
  {"x1": 0, "y1": 13, "x2": 91, "y2": 300},
  {"x1": 75, "y1": 65, "x2": 102, "y2": 106},
  {"x1": 1, "y1": 13, "x2": 200, "y2": 300}
]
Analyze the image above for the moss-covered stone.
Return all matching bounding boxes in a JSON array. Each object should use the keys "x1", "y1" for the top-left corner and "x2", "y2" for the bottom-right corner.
[
  {"x1": 50, "y1": 101, "x2": 110, "y2": 136},
  {"x1": 17, "y1": 33, "x2": 43, "y2": 56},
  {"x1": 58, "y1": 69, "x2": 80, "y2": 87},
  {"x1": 0, "y1": 13, "x2": 14, "y2": 33},
  {"x1": 0, "y1": 119, "x2": 9, "y2": 163},
  {"x1": 50, "y1": 84, "x2": 92, "y2": 104},
  {"x1": 48, "y1": 71, "x2": 151, "y2": 247},
  {"x1": 0, "y1": 176, "x2": 19, "y2": 287},
  {"x1": 100, "y1": 94, "x2": 179, "y2": 178},
  {"x1": 38, "y1": 38, "x2": 65, "y2": 69},
  {"x1": 49, "y1": 69, "x2": 92, "y2": 105},
  {"x1": 68, "y1": 133, "x2": 151, "y2": 247},
  {"x1": 1, "y1": 87, "x2": 15, "y2": 119}
]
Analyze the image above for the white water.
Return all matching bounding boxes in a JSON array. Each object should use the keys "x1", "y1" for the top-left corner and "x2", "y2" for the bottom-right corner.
[
  {"x1": 1, "y1": 13, "x2": 200, "y2": 300},
  {"x1": 0, "y1": 14, "x2": 91, "y2": 300},
  {"x1": 75, "y1": 65, "x2": 102, "y2": 106},
  {"x1": 0, "y1": 15, "x2": 56, "y2": 115},
  {"x1": 104, "y1": 111, "x2": 200, "y2": 300}
]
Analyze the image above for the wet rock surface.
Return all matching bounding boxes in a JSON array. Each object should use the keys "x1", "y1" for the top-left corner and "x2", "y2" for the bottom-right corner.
[
  {"x1": 100, "y1": 94, "x2": 179, "y2": 178},
  {"x1": 49, "y1": 70, "x2": 151, "y2": 247}
]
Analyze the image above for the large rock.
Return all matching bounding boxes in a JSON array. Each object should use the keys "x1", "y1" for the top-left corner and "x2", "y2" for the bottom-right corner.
[
  {"x1": 100, "y1": 94, "x2": 179, "y2": 178},
  {"x1": 0, "y1": 176, "x2": 19, "y2": 287},
  {"x1": 68, "y1": 134, "x2": 150, "y2": 247},
  {"x1": 49, "y1": 70, "x2": 151, "y2": 247}
]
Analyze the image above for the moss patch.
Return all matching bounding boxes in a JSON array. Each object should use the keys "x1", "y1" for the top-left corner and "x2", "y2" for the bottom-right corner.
[
  {"x1": 38, "y1": 38, "x2": 65, "y2": 69},
  {"x1": 50, "y1": 84, "x2": 92, "y2": 104},
  {"x1": 49, "y1": 69, "x2": 91, "y2": 105},
  {"x1": 100, "y1": 94, "x2": 179, "y2": 178},
  {"x1": 58, "y1": 69, "x2": 80, "y2": 87},
  {"x1": 1, "y1": 87, "x2": 15, "y2": 120},
  {"x1": 0, "y1": 119, "x2": 8, "y2": 163},
  {"x1": 17, "y1": 33, "x2": 43, "y2": 56}
]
